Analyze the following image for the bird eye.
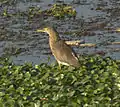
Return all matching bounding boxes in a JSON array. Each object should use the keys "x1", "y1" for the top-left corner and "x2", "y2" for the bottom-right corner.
[
  {"x1": 44, "y1": 28, "x2": 47, "y2": 30},
  {"x1": 43, "y1": 28, "x2": 45, "y2": 30}
]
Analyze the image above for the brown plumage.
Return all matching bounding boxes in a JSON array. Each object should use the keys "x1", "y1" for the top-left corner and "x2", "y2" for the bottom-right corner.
[{"x1": 37, "y1": 26, "x2": 80, "y2": 68}]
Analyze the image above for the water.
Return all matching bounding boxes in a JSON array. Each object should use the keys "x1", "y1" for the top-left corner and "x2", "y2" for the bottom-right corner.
[{"x1": 0, "y1": 0, "x2": 120, "y2": 65}]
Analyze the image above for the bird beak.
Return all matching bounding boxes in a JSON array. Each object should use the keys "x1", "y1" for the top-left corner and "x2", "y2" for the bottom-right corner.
[{"x1": 36, "y1": 29, "x2": 44, "y2": 32}]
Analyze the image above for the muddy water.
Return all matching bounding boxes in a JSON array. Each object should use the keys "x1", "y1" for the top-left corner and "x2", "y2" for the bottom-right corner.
[{"x1": 0, "y1": 0, "x2": 120, "y2": 65}]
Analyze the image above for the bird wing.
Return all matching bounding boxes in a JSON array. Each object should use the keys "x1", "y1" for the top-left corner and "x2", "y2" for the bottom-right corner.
[{"x1": 52, "y1": 40, "x2": 79, "y2": 67}]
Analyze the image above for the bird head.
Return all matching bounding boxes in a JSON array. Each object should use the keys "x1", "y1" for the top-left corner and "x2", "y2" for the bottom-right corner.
[{"x1": 37, "y1": 26, "x2": 59, "y2": 39}]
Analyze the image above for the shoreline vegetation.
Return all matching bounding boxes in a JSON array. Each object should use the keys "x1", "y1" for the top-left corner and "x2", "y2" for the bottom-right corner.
[{"x1": 0, "y1": 55, "x2": 120, "y2": 106}]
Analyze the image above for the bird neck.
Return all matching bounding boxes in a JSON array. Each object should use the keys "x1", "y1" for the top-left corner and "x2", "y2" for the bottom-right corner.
[{"x1": 48, "y1": 30, "x2": 60, "y2": 42}]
